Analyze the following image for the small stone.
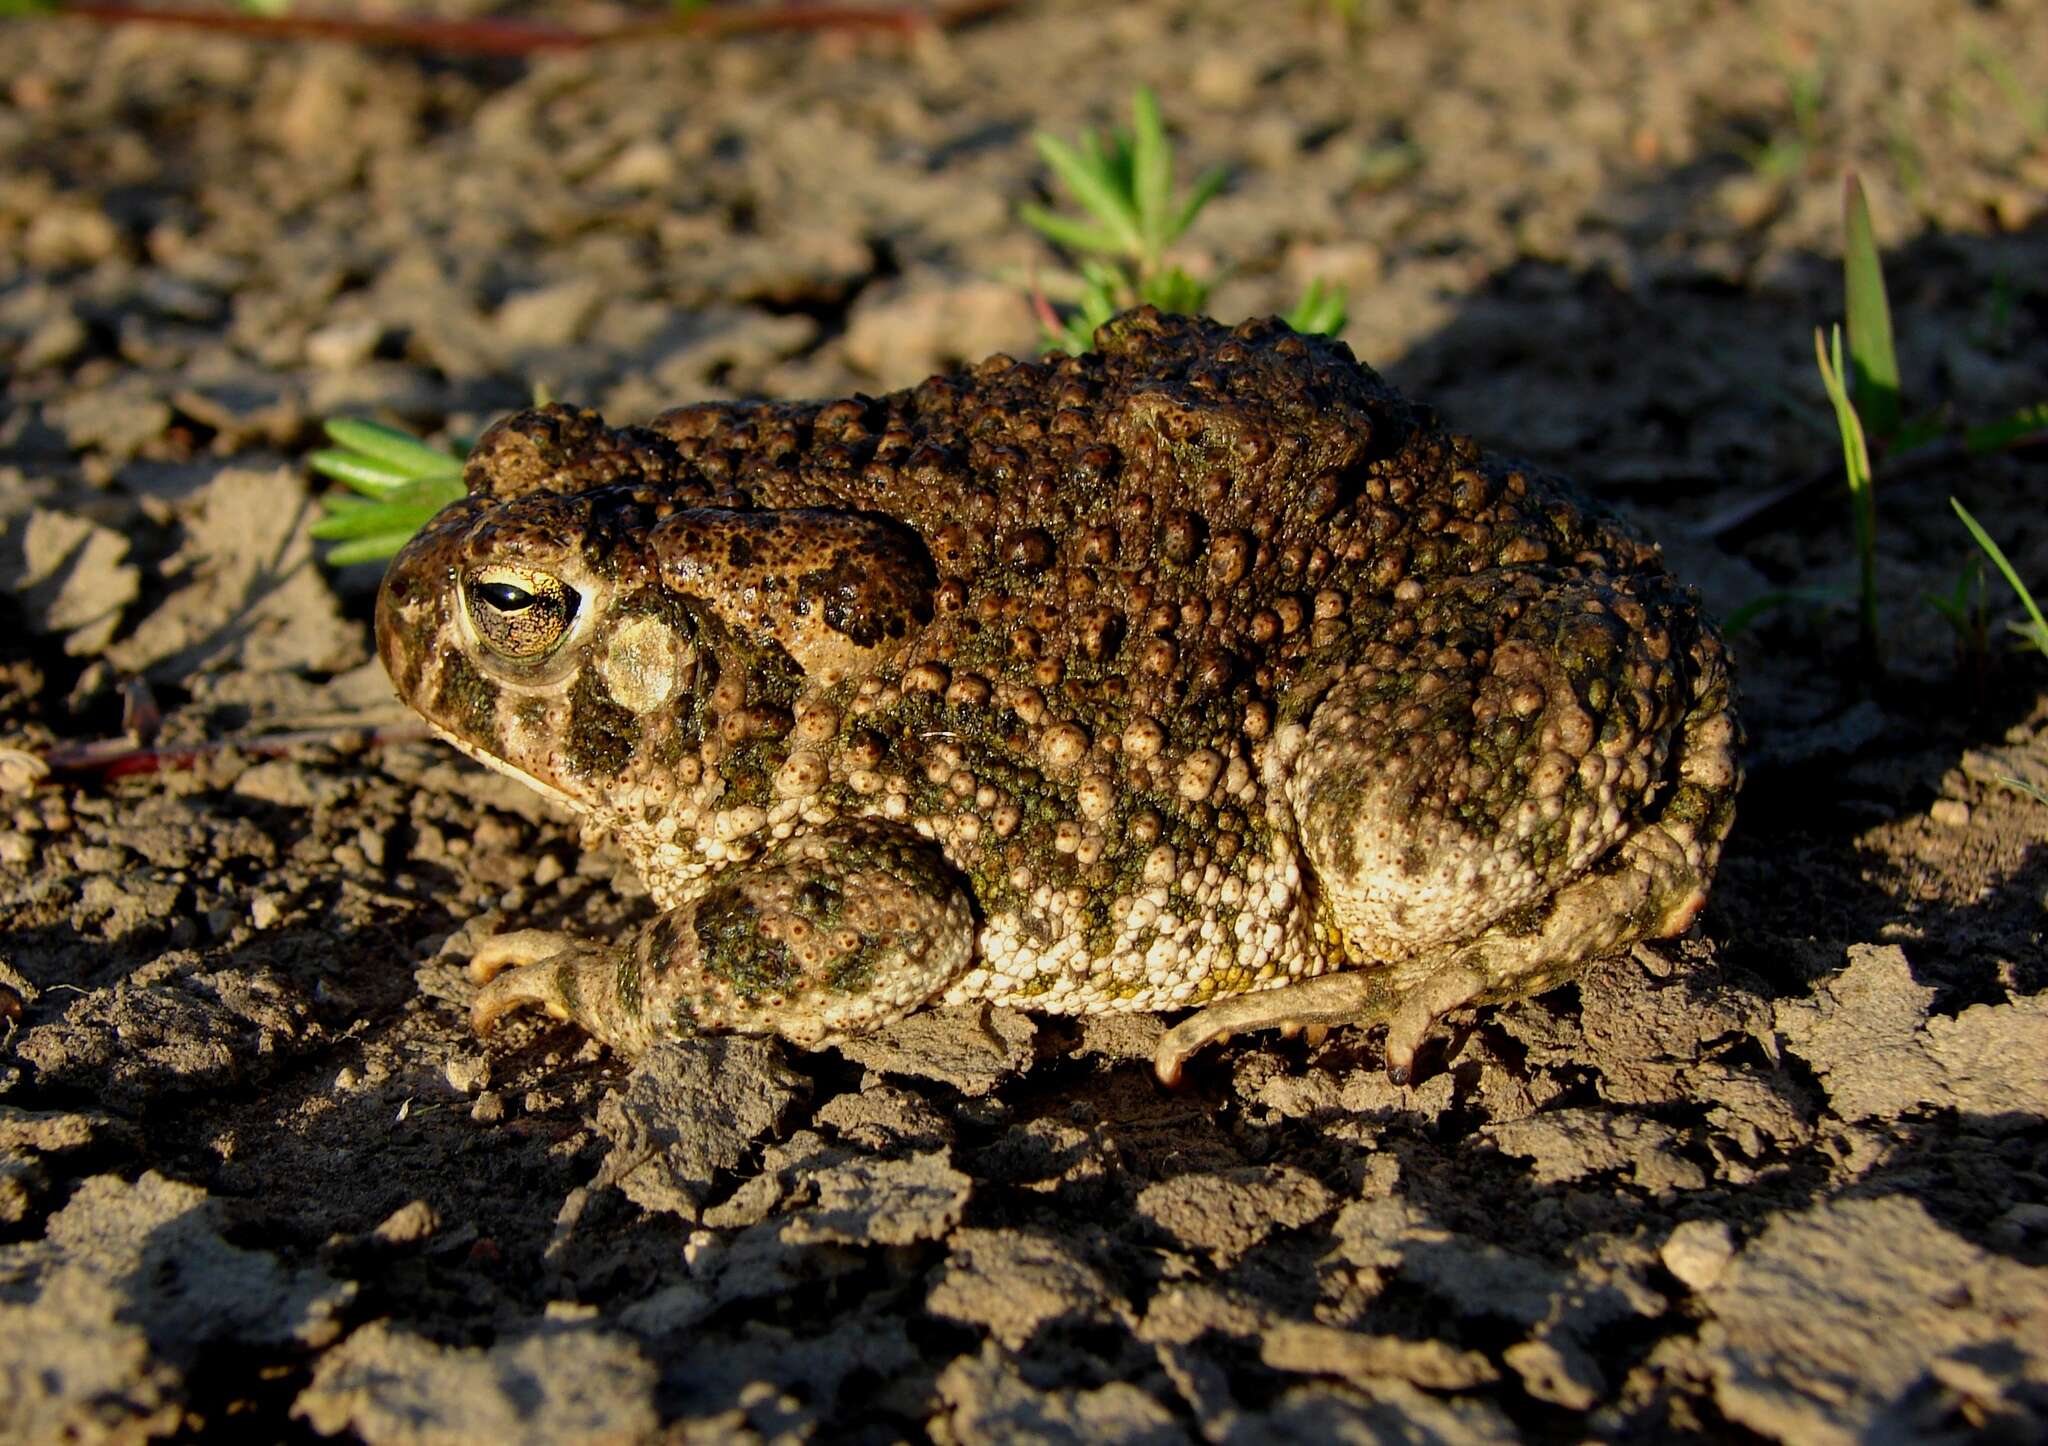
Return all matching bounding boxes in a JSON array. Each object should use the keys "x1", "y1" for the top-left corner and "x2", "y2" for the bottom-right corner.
[
  {"x1": 1928, "y1": 798, "x2": 1970, "y2": 828},
  {"x1": 532, "y1": 853, "x2": 566, "y2": 887},
  {"x1": 0, "y1": 833, "x2": 32, "y2": 866},
  {"x1": 471, "y1": 1091, "x2": 506, "y2": 1123},
  {"x1": 1504, "y1": 1337, "x2": 1603, "y2": 1410},
  {"x1": 444, "y1": 1056, "x2": 491, "y2": 1094},
  {"x1": 1661, "y1": 1218, "x2": 1735, "y2": 1291},
  {"x1": 371, "y1": 1199, "x2": 440, "y2": 1245},
  {"x1": 250, "y1": 893, "x2": 285, "y2": 930},
  {"x1": 304, "y1": 318, "x2": 384, "y2": 370}
]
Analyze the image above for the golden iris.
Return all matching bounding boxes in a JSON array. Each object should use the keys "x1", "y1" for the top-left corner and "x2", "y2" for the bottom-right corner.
[{"x1": 464, "y1": 566, "x2": 578, "y2": 659}]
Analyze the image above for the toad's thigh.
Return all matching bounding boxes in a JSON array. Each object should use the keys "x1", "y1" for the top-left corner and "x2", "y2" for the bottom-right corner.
[{"x1": 1279, "y1": 568, "x2": 1705, "y2": 962}]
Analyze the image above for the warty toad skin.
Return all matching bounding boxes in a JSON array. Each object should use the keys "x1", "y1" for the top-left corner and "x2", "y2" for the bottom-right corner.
[{"x1": 374, "y1": 309, "x2": 1739, "y2": 1085}]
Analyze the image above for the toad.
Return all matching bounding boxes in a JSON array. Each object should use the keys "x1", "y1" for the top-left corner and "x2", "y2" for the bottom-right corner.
[{"x1": 375, "y1": 309, "x2": 1738, "y2": 1085}]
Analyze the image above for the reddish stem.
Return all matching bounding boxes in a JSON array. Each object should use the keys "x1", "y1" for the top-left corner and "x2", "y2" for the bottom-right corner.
[
  {"x1": 46, "y1": 0, "x2": 1015, "y2": 55},
  {"x1": 16, "y1": 720, "x2": 431, "y2": 787}
]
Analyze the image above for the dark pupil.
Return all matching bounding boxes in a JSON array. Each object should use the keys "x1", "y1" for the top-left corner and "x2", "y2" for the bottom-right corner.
[{"x1": 476, "y1": 581, "x2": 534, "y2": 612}]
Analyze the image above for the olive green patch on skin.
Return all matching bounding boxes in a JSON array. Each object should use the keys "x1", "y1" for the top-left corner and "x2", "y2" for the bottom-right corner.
[
  {"x1": 823, "y1": 939, "x2": 879, "y2": 994},
  {"x1": 615, "y1": 949, "x2": 642, "y2": 1020},
  {"x1": 435, "y1": 652, "x2": 503, "y2": 756},
  {"x1": 554, "y1": 956, "x2": 583, "y2": 1021},
  {"x1": 565, "y1": 667, "x2": 640, "y2": 780},
  {"x1": 692, "y1": 883, "x2": 799, "y2": 1001},
  {"x1": 646, "y1": 914, "x2": 683, "y2": 965}
]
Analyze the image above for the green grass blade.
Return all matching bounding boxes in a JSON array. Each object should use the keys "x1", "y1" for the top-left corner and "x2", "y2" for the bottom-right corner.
[
  {"x1": 1284, "y1": 278, "x2": 1349, "y2": 336},
  {"x1": 1138, "y1": 264, "x2": 1208, "y2": 315},
  {"x1": 1815, "y1": 324, "x2": 1880, "y2": 662},
  {"x1": 1842, "y1": 173, "x2": 1901, "y2": 444},
  {"x1": 1167, "y1": 166, "x2": 1228, "y2": 246},
  {"x1": 306, "y1": 449, "x2": 422, "y2": 496},
  {"x1": 1995, "y1": 775, "x2": 2048, "y2": 806},
  {"x1": 321, "y1": 418, "x2": 465, "y2": 481},
  {"x1": 324, "y1": 531, "x2": 431, "y2": 567},
  {"x1": 1964, "y1": 400, "x2": 2048, "y2": 455},
  {"x1": 311, "y1": 477, "x2": 464, "y2": 539},
  {"x1": 1951, "y1": 498, "x2": 2048, "y2": 653},
  {"x1": 1018, "y1": 204, "x2": 1126, "y2": 258},
  {"x1": 1130, "y1": 87, "x2": 1173, "y2": 265},
  {"x1": 1032, "y1": 132, "x2": 1141, "y2": 256}
]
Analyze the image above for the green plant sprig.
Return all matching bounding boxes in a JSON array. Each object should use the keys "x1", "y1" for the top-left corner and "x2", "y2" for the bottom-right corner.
[
  {"x1": 1020, "y1": 86, "x2": 1345, "y2": 353},
  {"x1": 306, "y1": 418, "x2": 466, "y2": 565},
  {"x1": 1950, "y1": 498, "x2": 2048, "y2": 657},
  {"x1": 1812, "y1": 322, "x2": 1880, "y2": 667},
  {"x1": 1787, "y1": 173, "x2": 2047, "y2": 671}
]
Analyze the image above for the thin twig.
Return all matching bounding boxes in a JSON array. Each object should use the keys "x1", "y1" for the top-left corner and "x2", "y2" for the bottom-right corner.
[{"x1": 47, "y1": 0, "x2": 1016, "y2": 55}]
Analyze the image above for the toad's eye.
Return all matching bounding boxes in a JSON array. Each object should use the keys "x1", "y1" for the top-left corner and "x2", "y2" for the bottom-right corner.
[
  {"x1": 474, "y1": 580, "x2": 535, "y2": 612},
  {"x1": 464, "y1": 567, "x2": 578, "y2": 659}
]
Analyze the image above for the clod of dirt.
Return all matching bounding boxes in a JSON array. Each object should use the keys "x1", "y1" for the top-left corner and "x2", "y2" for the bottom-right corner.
[
  {"x1": 1250, "y1": 1381, "x2": 1522, "y2": 1444},
  {"x1": 106, "y1": 465, "x2": 365, "y2": 680},
  {"x1": 770, "y1": 1137, "x2": 972, "y2": 1248},
  {"x1": 934, "y1": 1342, "x2": 1183, "y2": 1445},
  {"x1": 1, "y1": 507, "x2": 140, "y2": 656},
  {"x1": 927, "y1": 1228, "x2": 1120, "y2": 1349},
  {"x1": 292, "y1": 1319, "x2": 659, "y2": 1446},
  {"x1": 831, "y1": 1004, "x2": 1037, "y2": 1096},
  {"x1": 0, "y1": 1172, "x2": 353, "y2": 1442},
  {"x1": 1137, "y1": 1164, "x2": 1337, "y2": 1266},
  {"x1": 1260, "y1": 1323, "x2": 1500, "y2": 1391},
  {"x1": 1775, "y1": 943, "x2": 2048, "y2": 1121},
  {"x1": 591, "y1": 1036, "x2": 805, "y2": 1219},
  {"x1": 18, "y1": 955, "x2": 321, "y2": 1113},
  {"x1": 43, "y1": 380, "x2": 172, "y2": 462},
  {"x1": 1480, "y1": 1107, "x2": 1708, "y2": 1193},
  {"x1": 1697, "y1": 1194, "x2": 2048, "y2": 1443},
  {"x1": 812, "y1": 1079, "x2": 951, "y2": 1151}
]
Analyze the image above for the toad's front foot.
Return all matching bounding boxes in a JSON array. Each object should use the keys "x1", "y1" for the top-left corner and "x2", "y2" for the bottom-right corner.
[
  {"x1": 467, "y1": 823, "x2": 974, "y2": 1058},
  {"x1": 470, "y1": 930, "x2": 584, "y2": 1035}
]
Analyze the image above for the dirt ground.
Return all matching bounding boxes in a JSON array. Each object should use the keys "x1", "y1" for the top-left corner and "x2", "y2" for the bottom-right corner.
[{"x1": 3, "y1": 0, "x2": 2046, "y2": 1440}]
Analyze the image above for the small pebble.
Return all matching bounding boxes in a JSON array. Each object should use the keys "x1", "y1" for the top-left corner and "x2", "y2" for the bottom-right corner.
[
  {"x1": 304, "y1": 317, "x2": 384, "y2": 370},
  {"x1": 334, "y1": 1066, "x2": 359, "y2": 1091},
  {"x1": 471, "y1": 1091, "x2": 506, "y2": 1123},
  {"x1": 444, "y1": 1055, "x2": 492, "y2": 1094},
  {"x1": 0, "y1": 833, "x2": 33, "y2": 866},
  {"x1": 250, "y1": 892, "x2": 284, "y2": 929},
  {"x1": 1661, "y1": 1218, "x2": 1735, "y2": 1291},
  {"x1": 371, "y1": 1198, "x2": 441, "y2": 1245},
  {"x1": 1929, "y1": 798, "x2": 1970, "y2": 828},
  {"x1": 533, "y1": 853, "x2": 566, "y2": 887}
]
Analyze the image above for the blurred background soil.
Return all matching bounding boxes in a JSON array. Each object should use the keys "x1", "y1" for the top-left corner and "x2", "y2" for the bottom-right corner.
[{"x1": 2, "y1": 0, "x2": 2045, "y2": 1440}]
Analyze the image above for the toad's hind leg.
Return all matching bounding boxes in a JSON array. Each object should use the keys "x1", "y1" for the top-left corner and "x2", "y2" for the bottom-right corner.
[
  {"x1": 470, "y1": 822, "x2": 975, "y2": 1057},
  {"x1": 1154, "y1": 822, "x2": 1711, "y2": 1086},
  {"x1": 1153, "y1": 570, "x2": 1740, "y2": 1086}
]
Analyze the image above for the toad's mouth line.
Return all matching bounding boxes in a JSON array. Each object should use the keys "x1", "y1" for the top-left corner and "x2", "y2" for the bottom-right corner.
[{"x1": 429, "y1": 724, "x2": 584, "y2": 813}]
